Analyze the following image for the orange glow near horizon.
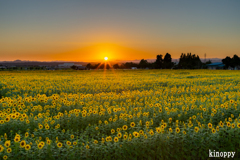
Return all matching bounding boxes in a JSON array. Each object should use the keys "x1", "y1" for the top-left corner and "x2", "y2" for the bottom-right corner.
[
  {"x1": 0, "y1": 42, "x2": 233, "y2": 62},
  {"x1": 33, "y1": 43, "x2": 156, "y2": 62}
]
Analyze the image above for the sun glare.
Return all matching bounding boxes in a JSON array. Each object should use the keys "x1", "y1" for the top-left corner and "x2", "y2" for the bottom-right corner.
[{"x1": 104, "y1": 57, "x2": 108, "y2": 61}]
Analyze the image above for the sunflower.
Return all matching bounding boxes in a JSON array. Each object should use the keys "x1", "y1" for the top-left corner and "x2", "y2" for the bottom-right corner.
[
  {"x1": 25, "y1": 132, "x2": 29, "y2": 138},
  {"x1": 169, "y1": 128, "x2": 172, "y2": 133},
  {"x1": 159, "y1": 108, "x2": 162, "y2": 112},
  {"x1": 25, "y1": 144, "x2": 31, "y2": 151},
  {"x1": 47, "y1": 140, "x2": 51, "y2": 145},
  {"x1": 66, "y1": 141, "x2": 71, "y2": 146},
  {"x1": 117, "y1": 132, "x2": 122, "y2": 138},
  {"x1": 86, "y1": 145, "x2": 89, "y2": 149},
  {"x1": 139, "y1": 130, "x2": 144, "y2": 135},
  {"x1": 163, "y1": 123, "x2": 167, "y2": 128},
  {"x1": 0, "y1": 145, "x2": 4, "y2": 152},
  {"x1": 220, "y1": 121, "x2": 224, "y2": 127},
  {"x1": 5, "y1": 117, "x2": 10, "y2": 122},
  {"x1": 237, "y1": 123, "x2": 240, "y2": 128},
  {"x1": 133, "y1": 131, "x2": 139, "y2": 138},
  {"x1": 227, "y1": 122, "x2": 231, "y2": 127},
  {"x1": 3, "y1": 155, "x2": 8, "y2": 160},
  {"x1": 229, "y1": 117, "x2": 233, "y2": 122},
  {"x1": 7, "y1": 148, "x2": 12, "y2": 153},
  {"x1": 14, "y1": 136, "x2": 20, "y2": 143},
  {"x1": 39, "y1": 125, "x2": 43, "y2": 129},
  {"x1": 232, "y1": 123, "x2": 235, "y2": 128},
  {"x1": 130, "y1": 122, "x2": 135, "y2": 128},
  {"x1": 144, "y1": 134, "x2": 148, "y2": 139},
  {"x1": 94, "y1": 140, "x2": 98, "y2": 144},
  {"x1": 4, "y1": 141, "x2": 10, "y2": 148},
  {"x1": 212, "y1": 128, "x2": 216, "y2": 134},
  {"x1": 156, "y1": 127, "x2": 161, "y2": 133},
  {"x1": 176, "y1": 127, "x2": 180, "y2": 133},
  {"x1": 57, "y1": 142, "x2": 62, "y2": 148},
  {"x1": 45, "y1": 125, "x2": 50, "y2": 130},
  {"x1": 122, "y1": 125, "x2": 128, "y2": 130},
  {"x1": 73, "y1": 141, "x2": 77, "y2": 145},
  {"x1": 194, "y1": 127, "x2": 199, "y2": 133},
  {"x1": 108, "y1": 136, "x2": 112, "y2": 142},
  {"x1": 123, "y1": 135, "x2": 128, "y2": 140},
  {"x1": 20, "y1": 140, "x2": 26, "y2": 148},
  {"x1": 38, "y1": 143, "x2": 44, "y2": 149},
  {"x1": 114, "y1": 137, "x2": 119, "y2": 142},
  {"x1": 111, "y1": 129, "x2": 115, "y2": 134},
  {"x1": 208, "y1": 123, "x2": 212, "y2": 129},
  {"x1": 149, "y1": 130, "x2": 154, "y2": 136},
  {"x1": 183, "y1": 131, "x2": 186, "y2": 135}
]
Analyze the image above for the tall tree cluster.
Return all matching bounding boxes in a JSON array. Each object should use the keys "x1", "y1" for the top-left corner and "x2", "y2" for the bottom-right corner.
[
  {"x1": 154, "y1": 53, "x2": 174, "y2": 69},
  {"x1": 222, "y1": 54, "x2": 240, "y2": 68},
  {"x1": 178, "y1": 53, "x2": 202, "y2": 69}
]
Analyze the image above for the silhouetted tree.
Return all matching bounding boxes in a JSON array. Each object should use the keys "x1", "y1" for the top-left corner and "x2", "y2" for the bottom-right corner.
[
  {"x1": 86, "y1": 63, "x2": 92, "y2": 69},
  {"x1": 232, "y1": 54, "x2": 240, "y2": 67},
  {"x1": 178, "y1": 53, "x2": 202, "y2": 69},
  {"x1": 155, "y1": 55, "x2": 163, "y2": 69},
  {"x1": 105, "y1": 63, "x2": 110, "y2": 69},
  {"x1": 163, "y1": 53, "x2": 174, "y2": 69},
  {"x1": 222, "y1": 56, "x2": 232, "y2": 68},
  {"x1": 123, "y1": 62, "x2": 138, "y2": 69},
  {"x1": 113, "y1": 63, "x2": 119, "y2": 69},
  {"x1": 138, "y1": 59, "x2": 148, "y2": 68},
  {"x1": 71, "y1": 65, "x2": 77, "y2": 70},
  {"x1": 222, "y1": 54, "x2": 240, "y2": 69}
]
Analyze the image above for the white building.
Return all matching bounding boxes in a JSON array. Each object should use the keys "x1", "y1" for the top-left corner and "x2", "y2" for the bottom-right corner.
[
  {"x1": 0, "y1": 66, "x2": 7, "y2": 69},
  {"x1": 58, "y1": 63, "x2": 75, "y2": 69}
]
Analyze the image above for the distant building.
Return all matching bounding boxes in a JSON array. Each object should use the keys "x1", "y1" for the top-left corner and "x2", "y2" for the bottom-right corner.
[
  {"x1": 0, "y1": 66, "x2": 7, "y2": 69},
  {"x1": 75, "y1": 66, "x2": 86, "y2": 70},
  {"x1": 234, "y1": 66, "x2": 240, "y2": 70},
  {"x1": 58, "y1": 63, "x2": 75, "y2": 69},
  {"x1": 207, "y1": 62, "x2": 225, "y2": 70}
]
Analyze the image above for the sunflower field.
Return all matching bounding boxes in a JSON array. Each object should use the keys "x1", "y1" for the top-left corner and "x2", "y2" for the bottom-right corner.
[{"x1": 0, "y1": 69, "x2": 240, "y2": 159}]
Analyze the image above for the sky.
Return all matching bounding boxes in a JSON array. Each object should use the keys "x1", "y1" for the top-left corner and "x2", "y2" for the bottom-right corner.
[{"x1": 0, "y1": 0, "x2": 240, "y2": 62}]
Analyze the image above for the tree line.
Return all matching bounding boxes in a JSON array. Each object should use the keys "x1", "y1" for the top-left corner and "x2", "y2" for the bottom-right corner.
[
  {"x1": 85, "y1": 53, "x2": 240, "y2": 70},
  {"x1": 86, "y1": 53, "x2": 207, "y2": 69}
]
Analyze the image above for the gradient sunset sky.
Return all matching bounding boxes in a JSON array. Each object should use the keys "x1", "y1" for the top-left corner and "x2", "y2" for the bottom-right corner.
[{"x1": 1, "y1": 0, "x2": 240, "y2": 62}]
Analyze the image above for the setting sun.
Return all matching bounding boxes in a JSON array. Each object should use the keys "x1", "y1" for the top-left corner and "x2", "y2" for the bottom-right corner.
[{"x1": 104, "y1": 57, "x2": 108, "y2": 61}]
